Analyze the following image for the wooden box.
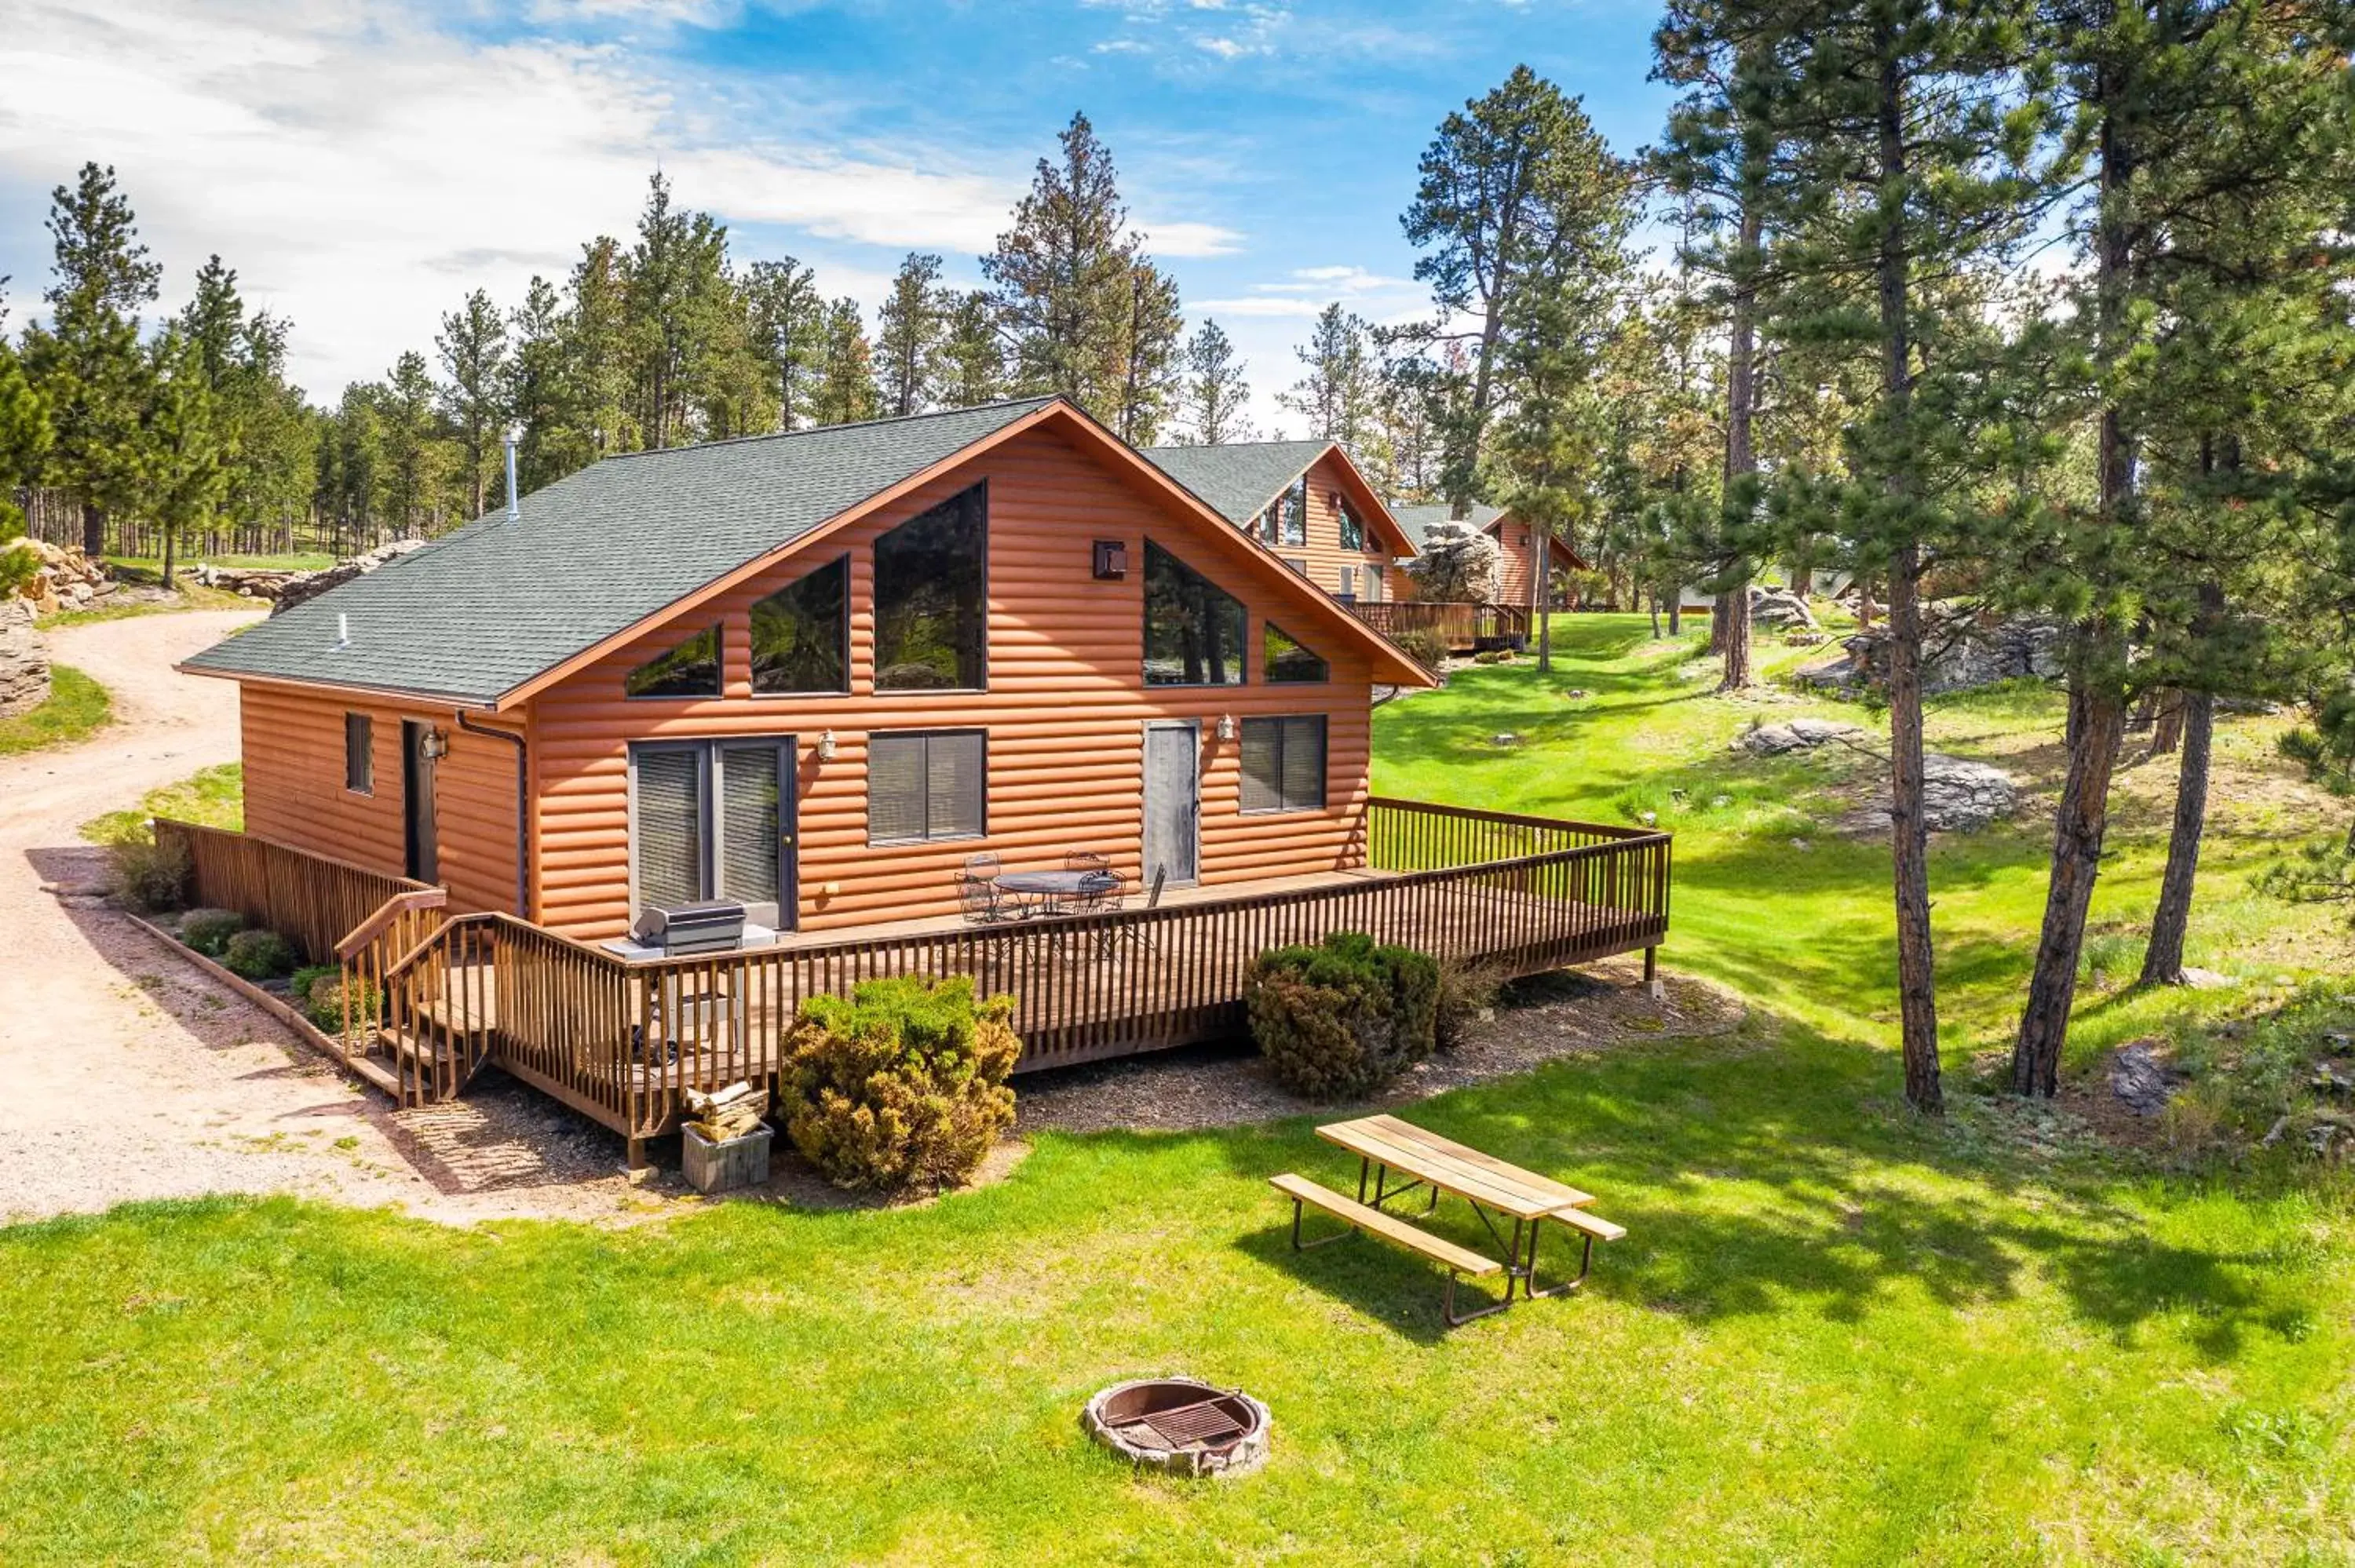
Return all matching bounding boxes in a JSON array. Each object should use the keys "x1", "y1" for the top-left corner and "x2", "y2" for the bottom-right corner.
[{"x1": 681, "y1": 1124, "x2": 772, "y2": 1194}]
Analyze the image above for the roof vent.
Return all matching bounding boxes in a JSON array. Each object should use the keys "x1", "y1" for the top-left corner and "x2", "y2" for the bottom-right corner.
[
  {"x1": 334, "y1": 612, "x2": 350, "y2": 650},
  {"x1": 504, "y1": 425, "x2": 523, "y2": 522}
]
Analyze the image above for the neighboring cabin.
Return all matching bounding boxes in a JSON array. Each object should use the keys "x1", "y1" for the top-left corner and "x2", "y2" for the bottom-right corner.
[
  {"x1": 183, "y1": 398, "x2": 1432, "y2": 942},
  {"x1": 1387, "y1": 501, "x2": 1588, "y2": 615},
  {"x1": 1138, "y1": 439, "x2": 1417, "y2": 608}
]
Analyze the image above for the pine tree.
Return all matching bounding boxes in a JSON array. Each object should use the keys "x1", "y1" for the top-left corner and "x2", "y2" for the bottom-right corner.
[
  {"x1": 141, "y1": 326, "x2": 227, "y2": 587},
  {"x1": 812, "y1": 298, "x2": 880, "y2": 426},
  {"x1": 1736, "y1": 0, "x2": 2055, "y2": 1113},
  {"x1": 379, "y1": 352, "x2": 448, "y2": 533},
  {"x1": 1402, "y1": 67, "x2": 1622, "y2": 514},
  {"x1": 1179, "y1": 319, "x2": 1253, "y2": 445},
  {"x1": 938, "y1": 290, "x2": 1006, "y2": 409},
  {"x1": 984, "y1": 111, "x2": 1148, "y2": 422},
  {"x1": 566, "y1": 236, "x2": 637, "y2": 456},
  {"x1": 622, "y1": 173, "x2": 736, "y2": 448},
  {"x1": 436, "y1": 288, "x2": 510, "y2": 518},
  {"x1": 744, "y1": 257, "x2": 825, "y2": 430},
  {"x1": 20, "y1": 162, "x2": 159, "y2": 556},
  {"x1": 506, "y1": 275, "x2": 586, "y2": 490},
  {"x1": 1280, "y1": 304, "x2": 1382, "y2": 448},
  {"x1": 1112, "y1": 260, "x2": 1184, "y2": 443},
  {"x1": 875, "y1": 253, "x2": 950, "y2": 417},
  {"x1": 0, "y1": 337, "x2": 53, "y2": 590}
]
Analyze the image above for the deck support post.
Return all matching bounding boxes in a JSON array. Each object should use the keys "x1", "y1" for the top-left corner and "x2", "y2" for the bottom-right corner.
[
  {"x1": 626, "y1": 1136, "x2": 648, "y2": 1171},
  {"x1": 1643, "y1": 946, "x2": 1663, "y2": 1001}
]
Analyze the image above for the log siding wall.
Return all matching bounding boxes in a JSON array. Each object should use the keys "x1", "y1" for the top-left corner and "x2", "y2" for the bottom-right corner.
[
  {"x1": 239, "y1": 684, "x2": 521, "y2": 917},
  {"x1": 528, "y1": 425, "x2": 1381, "y2": 941}
]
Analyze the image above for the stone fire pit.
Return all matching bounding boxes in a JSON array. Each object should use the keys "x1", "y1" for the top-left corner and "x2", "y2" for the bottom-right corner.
[{"x1": 1083, "y1": 1377, "x2": 1270, "y2": 1477}]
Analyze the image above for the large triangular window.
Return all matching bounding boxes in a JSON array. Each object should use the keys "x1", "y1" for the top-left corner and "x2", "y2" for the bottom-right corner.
[{"x1": 625, "y1": 623, "x2": 721, "y2": 698}]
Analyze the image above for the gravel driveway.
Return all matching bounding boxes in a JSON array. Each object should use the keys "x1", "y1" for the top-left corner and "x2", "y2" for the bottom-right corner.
[{"x1": 0, "y1": 611, "x2": 660, "y2": 1227}]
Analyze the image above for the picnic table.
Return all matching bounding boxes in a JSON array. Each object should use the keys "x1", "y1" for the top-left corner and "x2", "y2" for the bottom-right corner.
[{"x1": 1272, "y1": 1113, "x2": 1625, "y2": 1325}]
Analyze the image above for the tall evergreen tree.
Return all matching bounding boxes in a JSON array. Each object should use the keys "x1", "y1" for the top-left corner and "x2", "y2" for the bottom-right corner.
[
  {"x1": 622, "y1": 173, "x2": 736, "y2": 449},
  {"x1": 1402, "y1": 67, "x2": 1619, "y2": 514},
  {"x1": 1179, "y1": 319, "x2": 1253, "y2": 445},
  {"x1": 812, "y1": 298, "x2": 880, "y2": 426},
  {"x1": 1280, "y1": 304, "x2": 1382, "y2": 448},
  {"x1": 744, "y1": 257, "x2": 825, "y2": 430},
  {"x1": 0, "y1": 335, "x2": 53, "y2": 585},
  {"x1": 984, "y1": 111, "x2": 1151, "y2": 423},
  {"x1": 567, "y1": 236, "x2": 637, "y2": 456},
  {"x1": 1112, "y1": 259, "x2": 1185, "y2": 443},
  {"x1": 436, "y1": 287, "x2": 510, "y2": 518},
  {"x1": 938, "y1": 289, "x2": 1006, "y2": 409},
  {"x1": 875, "y1": 253, "x2": 950, "y2": 417},
  {"x1": 20, "y1": 162, "x2": 159, "y2": 556},
  {"x1": 141, "y1": 326, "x2": 227, "y2": 587},
  {"x1": 506, "y1": 275, "x2": 584, "y2": 490},
  {"x1": 378, "y1": 351, "x2": 447, "y2": 533}
]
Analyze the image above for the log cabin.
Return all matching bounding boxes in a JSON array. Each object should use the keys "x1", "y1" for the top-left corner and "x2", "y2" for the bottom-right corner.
[
  {"x1": 169, "y1": 396, "x2": 1670, "y2": 1154},
  {"x1": 1137, "y1": 438, "x2": 1416, "y2": 608},
  {"x1": 1386, "y1": 501, "x2": 1589, "y2": 618}
]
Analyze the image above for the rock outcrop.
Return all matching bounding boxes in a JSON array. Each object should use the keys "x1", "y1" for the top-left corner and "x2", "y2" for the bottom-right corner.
[
  {"x1": 0, "y1": 596, "x2": 50, "y2": 716},
  {"x1": 1798, "y1": 606, "x2": 2064, "y2": 695},
  {"x1": 1400, "y1": 522, "x2": 1501, "y2": 604},
  {"x1": 1748, "y1": 585, "x2": 1816, "y2": 631},
  {"x1": 10, "y1": 541, "x2": 114, "y2": 618},
  {"x1": 191, "y1": 562, "x2": 304, "y2": 600},
  {"x1": 1734, "y1": 717, "x2": 1868, "y2": 756},
  {"x1": 270, "y1": 538, "x2": 429, "y2": 616}
]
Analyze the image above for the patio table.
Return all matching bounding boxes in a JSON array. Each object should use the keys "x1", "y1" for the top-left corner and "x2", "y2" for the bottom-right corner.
[{"x1": 993, "y1": 869, "x2": 1119, "y2": 917}]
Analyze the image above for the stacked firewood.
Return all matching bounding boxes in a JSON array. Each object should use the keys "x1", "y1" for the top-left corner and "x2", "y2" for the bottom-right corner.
[{"x1": 684, "y1": 1081, "x2": 769, "y2": 1143}]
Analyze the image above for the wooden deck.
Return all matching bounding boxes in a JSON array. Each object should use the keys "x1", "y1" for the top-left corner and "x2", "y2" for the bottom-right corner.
[{"x1": 161, "y1": 799, "x2": 1672, "y2": 1155}]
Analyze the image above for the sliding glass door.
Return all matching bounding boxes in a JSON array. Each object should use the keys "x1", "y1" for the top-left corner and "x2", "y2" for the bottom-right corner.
[{"x1": 628, "y1": 736, "x2": 796, "y2": 928}]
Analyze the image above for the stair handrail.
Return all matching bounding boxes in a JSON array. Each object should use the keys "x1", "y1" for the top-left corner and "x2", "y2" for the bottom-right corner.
[
  {"x1": 334, "y1": 888, "x2": 449, "y2": 961},
  {"x1": 382, "y1": 910, "x2": 491, "y2": 984}
]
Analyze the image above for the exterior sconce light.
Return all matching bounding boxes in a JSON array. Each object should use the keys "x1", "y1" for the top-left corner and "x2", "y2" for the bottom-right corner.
[
  {"x1": 1216, "y1": 714, "x2": 1236, "y2": 742},
  {"x1": 816, "y1": 729, "x2": 838, "y2": 762},
  {"x1": 1092, "y1": 539, "x2": 1128, "y2": 579},
  {"x1": 419, "y1": 728, "x2": 448, "y2": 761}
]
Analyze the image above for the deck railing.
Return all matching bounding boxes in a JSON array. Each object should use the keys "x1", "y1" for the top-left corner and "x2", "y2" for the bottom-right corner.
[
  {"x1": 166, "y1": 801, "x2": 1670, "y2": 1151},
  {"x1": 157, "y1": 818, "x2": 433, "y2": 965},
  {"x1": 1349, "y1": 600, "x2": 1531, "y2": 651}
]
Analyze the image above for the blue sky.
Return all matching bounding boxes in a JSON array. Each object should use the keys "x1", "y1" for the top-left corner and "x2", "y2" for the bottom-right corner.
[{"x1": 0, "y1": 0, "x2": 1674, "y2": 436}]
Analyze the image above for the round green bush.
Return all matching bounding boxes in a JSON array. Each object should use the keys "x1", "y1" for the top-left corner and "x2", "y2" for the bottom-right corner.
[
  {"x1": 1392, "y1": 628, "x2": 1448, "y2": 671},
  {"x1": 108, "y1": 834, "x2": 191, "y2": 913},
  {"x1": 300, "y1": 971, "x2": 381, "y2": 1036},
  {"x1": 221, "y1": 928, "x2": 297, "y2": 981},
  {"x1": 180, "y1": 908, "x2": 244, "y2": 957},
  {"x1": 1247, "y1": 932, "x2": 1440, "y2": 1099},
  {"x1": 777, "y1": 974, "x2": 1020, "y2": 1192}
]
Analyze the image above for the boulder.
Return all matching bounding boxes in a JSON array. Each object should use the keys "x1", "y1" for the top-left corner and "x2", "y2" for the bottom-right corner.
[
  {"x1": 2110, "y1": 1041, "x2": 2180, "y2": 1118},
  {"x1": 13, "y1": 539, "x2": 113, "y2": 618},
  {"x1": 1799, "y1": 606, "x2": 2065, "y2": 695},
  {"x1": 0, "y1": 596, "x2": 51, "y2": 716},
  {"x1": 270, "y1": 538, "x2": 429, "y2": 616},
  {"x1": 1401, "y1": 522, "x2": 1501, "y2": 604},
  {"x1": 1735, "y1": 717, "x2": 1868, "y2": 756},
  {"x1": 1919, "y1": 753, "x2": 2018, "y2": 831},
  {"x1": 191, "y1": 562, "x2": 303, "y2": 600},
  {"x1": 1749, "y1": 585, "x2": 1816, "y2": 630}
]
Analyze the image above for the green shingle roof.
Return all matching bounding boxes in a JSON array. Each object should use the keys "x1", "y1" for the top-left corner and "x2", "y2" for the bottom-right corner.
[
  {"x1": 1390, "y1": 501, "x2": 1506, "y2": 552},
  {"x1": 1137, "y1": 439, "x2": 1334, "y2": 527},
  {"x1": 184, "y1": 399, "x2": 1057, "y2": 705}
]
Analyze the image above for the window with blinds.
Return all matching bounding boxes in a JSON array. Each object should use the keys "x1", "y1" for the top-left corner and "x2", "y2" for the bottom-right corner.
[
  {"x1": 1239, "y1": 715, "x2": 1327, "y2": 814},
  {"x1": 868, "y1": 730, "x2": 986, "y2": 844},
  {"x1": 344, "y1": 713, "x2": 372, "y2": 794},
  {"x1": 629, "y1": 738, "x2": 793, "y2": 924}
]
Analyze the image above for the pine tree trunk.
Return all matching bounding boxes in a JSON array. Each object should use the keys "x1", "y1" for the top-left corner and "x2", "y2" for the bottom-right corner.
[
  {"x1": 1648, "y1": 593, "x2": 1661, "y2": 639},
  {"x1": 1669, "y1": 597, "x2": 1683, "y2": 637},
  {"x1": 81, "y1": 500, "x2": 104, "y2": 558},
  {"x1": 1718, "y1": 195, "x2": 1760, "y2": 694},
  {"x1": 2014, "y1": 669, "x2": 2126, "y2": 1095},
  {"x1": 161, "y1": 523, "x2": 176, "y2": 592},
  {"x1": 1533, "y1": 525, "x2": 1552, "y2": 673},
  {"x1": 2149, "y1": 688, "x2": 2185, "y2": 756},
  {"x1": 2141, "y1": 686, "x2": 2213, "y2": 986},
  {"x1": 1887, "y1": 550, "x2": 1944, "y2": 1114}
]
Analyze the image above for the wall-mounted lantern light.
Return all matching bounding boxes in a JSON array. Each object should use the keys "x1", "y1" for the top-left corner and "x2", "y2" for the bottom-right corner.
[
  {"x1": 420, "y1": 728, "x2": 448, "y2": 761},
  {"x1": 1216, "y1": 714, "x2": 1236, "y2": 742},
  {"x1": 1092, "y1": 539, "x2": 1129, "y2": 579},
  {"x1": 816, "y1": 729, "x2": 838, "y2": 762}
]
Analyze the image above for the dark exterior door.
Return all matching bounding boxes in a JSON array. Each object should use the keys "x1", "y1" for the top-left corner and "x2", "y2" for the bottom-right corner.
[
  {"x1": 1141, "y1": 721, "x2": 1199, "y2": 890},
  {"x1": 401, "y1": 720, "x2": 439, "y2": 883}
]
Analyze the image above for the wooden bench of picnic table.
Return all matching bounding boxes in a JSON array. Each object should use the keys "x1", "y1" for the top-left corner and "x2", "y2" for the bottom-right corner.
[{"x1": 1272, "y1": 1113, "x2": 1625, "y2": 1326}]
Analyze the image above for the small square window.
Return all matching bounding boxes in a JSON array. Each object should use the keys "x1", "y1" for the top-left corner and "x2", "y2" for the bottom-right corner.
[
  {"x1": 344, "y1": 713, "x2": 373, "y2": 794},
  {"x1": 1239, "y1": 715, "x2": 1327, "y2": 814}
]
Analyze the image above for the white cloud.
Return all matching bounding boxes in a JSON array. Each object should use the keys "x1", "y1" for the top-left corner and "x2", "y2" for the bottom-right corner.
[
  {"x1": 0, "y1": 0, "x2": 1244, "y2": 394},
  {"x1": 1192, "y1": 295, "x2": 1331, "y2": 318}
]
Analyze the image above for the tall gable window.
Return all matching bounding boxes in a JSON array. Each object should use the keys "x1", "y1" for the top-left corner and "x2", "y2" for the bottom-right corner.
[
  {"x1": 1144, "y1": 540, "x2": 1246, "y2": 687},
  {"x1": 626, "y1": 624, "x2": 721, "y2": 698},
  {"x1": 1264, "y1": 623, "x2": 1329, "y2": 684},
  {"x1": 1338, "y1": 496, "x2": 1365, "y2": 552},
  {"x1": 868, "y1": 730, "x2": 985, "y2": 844},
  {"x1": 1240, "y1": 715, "x2": 1327, "y2": 814},
  {"x1": 874, "y1": 483, "x2": 986, "y2": 691},
  {"x1": 344, "y1": 713, "x2": 373, "y2": 794},
  {"x1": 1258, "y1": 476, "x2": 1308, "y2": 548},
  {"x1": 751, "y1": 555, "x2": 849, "y2": 695}
]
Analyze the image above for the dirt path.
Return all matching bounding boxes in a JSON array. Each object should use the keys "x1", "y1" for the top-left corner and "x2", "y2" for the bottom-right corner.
[{"x1": 0, "y1": 611, "x2": 662, "y2": 1226}]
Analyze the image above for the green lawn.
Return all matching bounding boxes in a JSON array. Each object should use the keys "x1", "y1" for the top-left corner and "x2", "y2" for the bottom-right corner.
[
  {"x1": 2, "y1": 617, "x2": 2350, "y2": 1566},
  {"x1": 0, "y1": 665, "x2": 110, "y2": 754},
  {"x1": 79, "y1": 762, "x2": 244, "y2": 845}
]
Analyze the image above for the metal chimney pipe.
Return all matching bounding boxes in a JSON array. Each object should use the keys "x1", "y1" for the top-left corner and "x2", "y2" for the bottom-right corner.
[{"x1": 504, "y1": 425, "x2": 522, "y2": 522}]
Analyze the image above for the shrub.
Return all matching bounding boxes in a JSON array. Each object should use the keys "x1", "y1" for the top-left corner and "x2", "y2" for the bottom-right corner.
[
  {"x1": 180, "y1": 907, "x2": 244, "y2": 957},
  {"x1": 1472, "y1": 648, "x2": 1515, "y2": 665},
  {"x1": 221, "y1": 928, "x2": 297, "y2": 981},
  {"x1": 777, "y1": 975, "x2": 1020, "y2": 1191},
  {"x1": 1392, "y1": 627, "x2": 1448, "y2": 672},
  {"x1": 294, "y1": 967, "x2": 379, "y2": 1035},
  {"x1": 1433, "y1": 955, "x2": 1506, "y2": 1051},
  {"x1": 1247, "y1": 932, "x2": 1439, "y2": 1099},
  {"x1": 109, "y1": 833, "x2": 191, "y2": 913}
]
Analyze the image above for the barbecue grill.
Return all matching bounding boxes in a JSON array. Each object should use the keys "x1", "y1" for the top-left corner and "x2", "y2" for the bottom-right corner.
[{"x1": 630, "y1": 900, "x2": 747, "y2": 956}]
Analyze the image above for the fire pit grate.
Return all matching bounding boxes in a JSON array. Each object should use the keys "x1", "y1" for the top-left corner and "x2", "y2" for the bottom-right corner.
[{"x1": 1084, "y1": 1377, "x2": 1270, "y2": 1478}]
